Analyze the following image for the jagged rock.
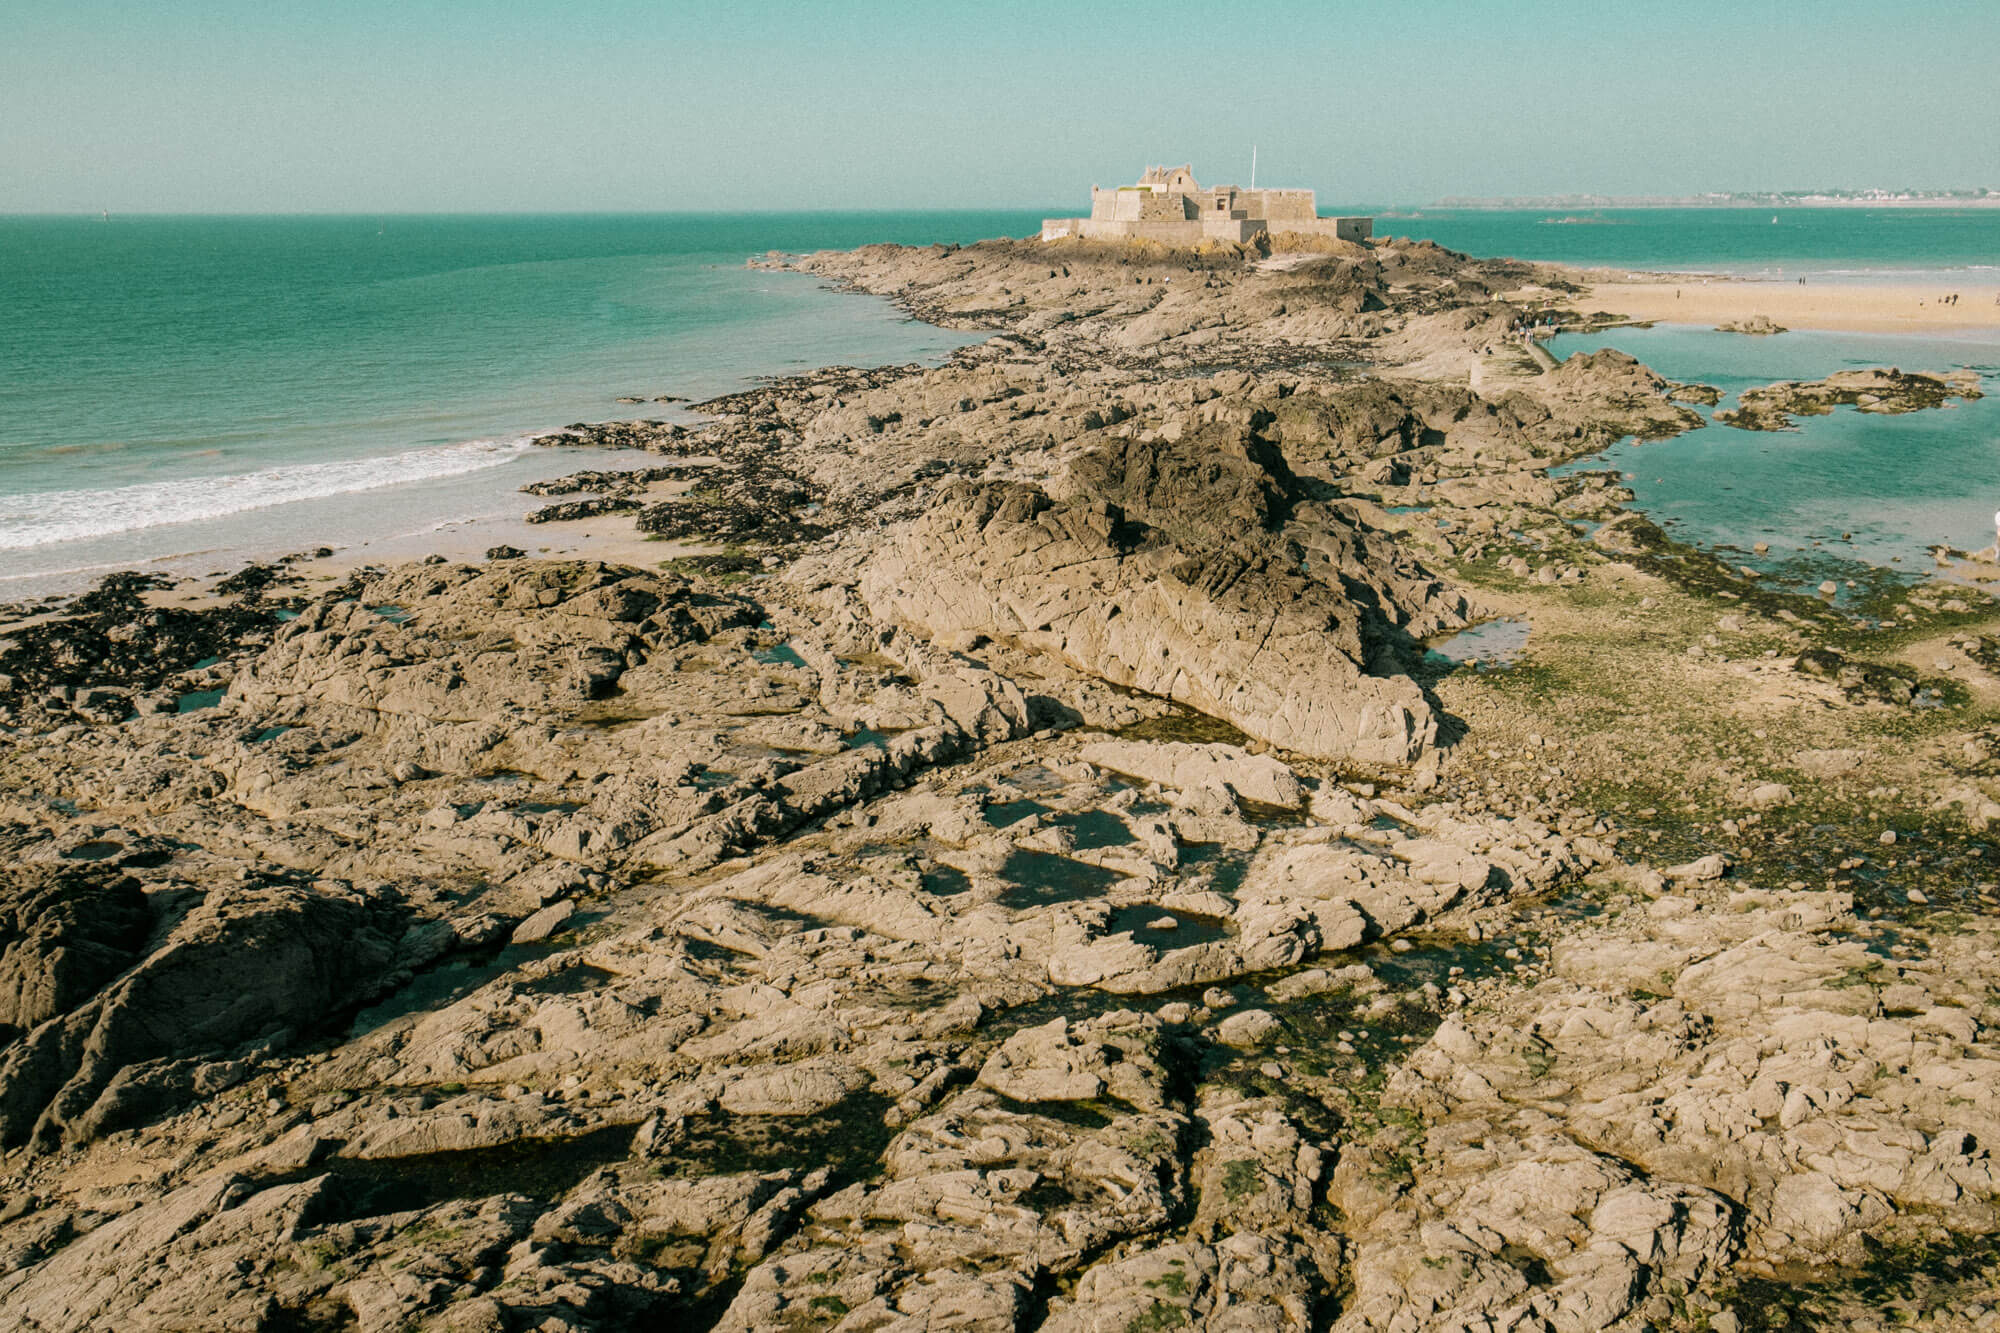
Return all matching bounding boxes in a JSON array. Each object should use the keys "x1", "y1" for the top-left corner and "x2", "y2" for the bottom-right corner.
[
  {"x1": 1716, "y1": 314, "x2": 1786, "y2": 335},
  {"x1": 1042, "y1": 1233, "x2": 1324, "y2": 1332},
  {"x1": 719, "y1": 1063, "x2": 870, "y2": 1116},
  {"x1": 0, "y1": 865, "x2": 150, "y2": 1041},
  {"x1": 977, "y1": 1017, "x2": 1113, "y2": 1101},
  {"x1": 510, "y1": 898, "x2": 576, "y2": 944},
  {"x1": 858, "y1": 469, "x2": 1448, "y2": 765},
  {"x1": 1719, "y1": 366, "x2": 1982, "y2": 431},
  {"x1": 0, "y1": 883, "x2": 410, "y2": 1149},
  {"x1": 977, "y1": 1013, "x2": 1175, "y2": 1110},
  {"x1": 1368, "y1": 886, "x2": 2000, "y2": 1292}
]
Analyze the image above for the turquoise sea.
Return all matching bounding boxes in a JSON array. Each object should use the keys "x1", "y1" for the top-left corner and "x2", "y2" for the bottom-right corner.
[
  {"x1": 0, "y1": 213, "x2": 1041, "y2": 594},
  {"x1": 2, "y1": 208, "x2": 1998, "y2": 597},
  {"x1": 1376, "y1": 205, "x2": 2000, "y2": 281},
  {"x1": 1549, "y1": 324, "x2": 2000, "y2": 579}
]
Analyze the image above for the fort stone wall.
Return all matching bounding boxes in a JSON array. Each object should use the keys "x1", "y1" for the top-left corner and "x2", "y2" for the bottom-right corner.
[{"x1": 1046, "y1": 166, "x2": 1372, "y2": 247}]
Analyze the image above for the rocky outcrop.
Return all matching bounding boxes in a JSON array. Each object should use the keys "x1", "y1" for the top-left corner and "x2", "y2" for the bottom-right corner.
[
  {"x1": 854, "y1": 422, "x2": 1467, "y2": 766},
  {"x1": 8, "y1": 222, "x2": 1993, "y2": 1331},
  {"x1": 1533, "y1": 348, "x2": 1713, "y2": 441},
  {"x1": 1079, "y1": 738, "x2": 1303, "y2": 808},
  {"x1": 860, "y1": 475, "x2": 1443, "y2": 764},
  {"x1": 1718, "y1": 366, "x2": 1983, "y2": 431},
  {"x1": 1384, "y1": 889, "x2": 2000, "y2": 1284},
  {"x1": 0, "y1": 881, "x2": 415, "y2": 1150},
  {"x1": 230, "y1": 559, "x2": 761, "y2": 725},
  {"x1": 0, "y1": 865, "x2": 150, "y2": 1041}
]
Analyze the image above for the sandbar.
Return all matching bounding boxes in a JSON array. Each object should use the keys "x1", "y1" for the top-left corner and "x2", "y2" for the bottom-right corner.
[{"x1": 1579, "y1": 274, "x2": 2000, "y2": 336}]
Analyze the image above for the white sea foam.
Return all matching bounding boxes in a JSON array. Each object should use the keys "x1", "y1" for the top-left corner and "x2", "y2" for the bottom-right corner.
[{"x1": 0, "y1": 437, "x2": 533, "y2": 550}]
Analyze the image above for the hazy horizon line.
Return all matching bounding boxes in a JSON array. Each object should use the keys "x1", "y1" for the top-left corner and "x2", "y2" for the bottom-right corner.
[{"x1": 8, "y1": 190, "x2": 2000, "y2": 221}]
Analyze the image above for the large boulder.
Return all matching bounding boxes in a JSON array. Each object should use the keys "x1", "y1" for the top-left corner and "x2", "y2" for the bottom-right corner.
[
  {"x1": 0, "y1": 883, "x2": 412, "y2": 1149},
  {"x1": 859, "y1": 430, "x2": 1460, "y2": 765},
  {"x1": 0, "y1": 864, "x2": 151, "y2": 1041}
]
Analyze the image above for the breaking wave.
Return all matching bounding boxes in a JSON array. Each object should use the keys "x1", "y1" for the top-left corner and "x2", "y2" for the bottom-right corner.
[{"x1": 0, "y1": 436, "x2": 534, "y2": 550}]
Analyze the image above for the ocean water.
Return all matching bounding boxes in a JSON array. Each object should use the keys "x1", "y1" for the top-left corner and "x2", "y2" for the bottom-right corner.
[
  {"x1": 1406, "y1": 208, "x2": 2000, "y2": 586},
  {"x1": 1383, "y1": 206, "x2": 2000, "y2": 282},
  {"x1": 4, "y1": 207, "x2": 1998, "y2": 599},
  {"x1": 1549, "y1": 324, "x2": 2000, "y2": 579},
  {"x1": 0, "y1": 212, "x2": 1046, "y2": 596}
]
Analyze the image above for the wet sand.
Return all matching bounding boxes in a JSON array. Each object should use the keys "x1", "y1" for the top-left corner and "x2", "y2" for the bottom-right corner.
[{"x1": 1580, "y1": 275, "x2": 2000, "y2": 336}]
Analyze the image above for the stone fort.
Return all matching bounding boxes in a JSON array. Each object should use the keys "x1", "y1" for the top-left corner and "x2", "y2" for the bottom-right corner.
[{"x1": 1041, "y1": 164, "x2": 1373, "y2": 246}]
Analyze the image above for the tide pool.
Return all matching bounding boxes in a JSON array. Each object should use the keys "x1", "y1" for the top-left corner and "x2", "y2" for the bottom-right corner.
[{"x1": 1549, "y1": 324, "x2": 2000, "y2": 579}]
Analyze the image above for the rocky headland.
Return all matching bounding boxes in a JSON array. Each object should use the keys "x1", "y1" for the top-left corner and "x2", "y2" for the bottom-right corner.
[{"x1": 2, "y1": 233, "x2": 1999, "y2": 1332}]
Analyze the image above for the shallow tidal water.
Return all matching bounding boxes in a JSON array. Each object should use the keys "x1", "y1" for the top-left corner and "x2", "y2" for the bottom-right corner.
[
  {"x1": 1550, "y1": 324, "x2": 2000, "y2": 580},
  {"x1": 1426, "y1": 618, "x2": 1532, "y2": 670}
]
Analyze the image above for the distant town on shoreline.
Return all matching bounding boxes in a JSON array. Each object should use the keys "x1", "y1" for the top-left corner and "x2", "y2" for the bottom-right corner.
[{"x1": 1429, "y1": 187, "x2": 2000, "y2": 209}]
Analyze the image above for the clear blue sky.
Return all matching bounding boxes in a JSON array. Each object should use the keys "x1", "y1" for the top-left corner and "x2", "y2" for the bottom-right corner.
[{"x1": 5, "y1": 0, "x2": 1996, "y2": 212}]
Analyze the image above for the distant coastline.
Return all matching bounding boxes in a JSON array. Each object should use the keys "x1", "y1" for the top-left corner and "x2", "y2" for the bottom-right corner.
[{"x1": 1431, "y1": 192, "x2": 2000, "y2": 210}]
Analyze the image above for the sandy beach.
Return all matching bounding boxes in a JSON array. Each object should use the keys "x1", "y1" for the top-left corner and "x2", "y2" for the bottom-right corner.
[{"x1": 1580, "y1": 275, "x2": 2000, "y2": 336}]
